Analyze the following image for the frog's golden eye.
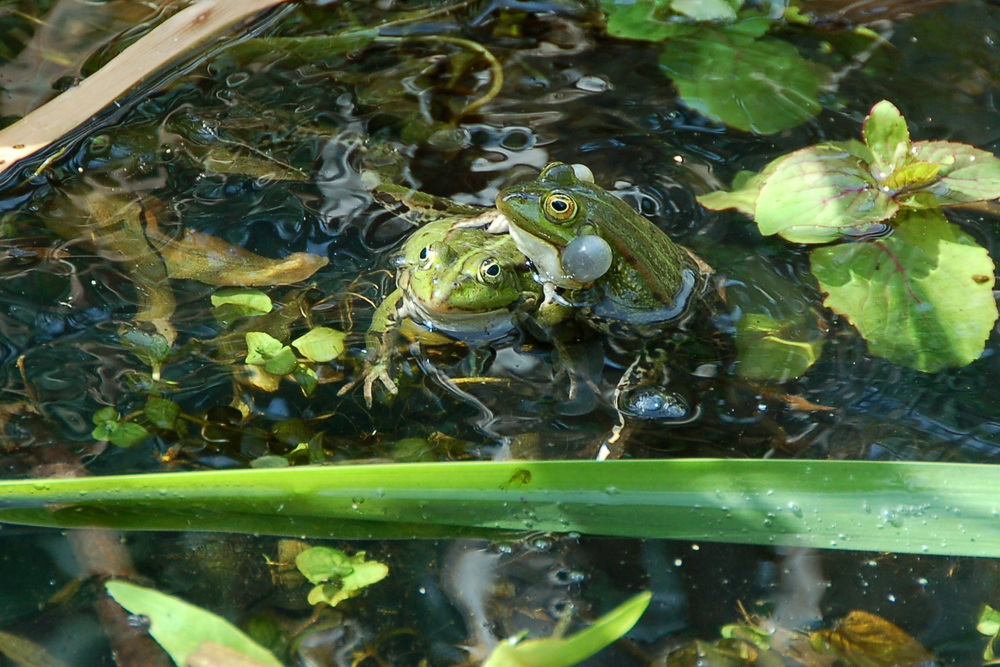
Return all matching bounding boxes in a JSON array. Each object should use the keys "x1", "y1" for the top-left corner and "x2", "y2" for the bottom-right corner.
[
  {"x1": 543, "y1": 193, "x2": 577, "y2": 223},
  {"x1": 478, "y1": 258, "x2": 502, "y2": 284}
]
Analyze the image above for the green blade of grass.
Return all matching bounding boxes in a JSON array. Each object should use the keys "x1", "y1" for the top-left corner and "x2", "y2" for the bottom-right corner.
[{"x1": 0, "y1": 459, "x2": 997, "y2": 557}]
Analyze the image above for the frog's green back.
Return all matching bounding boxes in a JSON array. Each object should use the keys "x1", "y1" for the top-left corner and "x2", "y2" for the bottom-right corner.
[{"x1": 498, "y1": 163, "x2": 703, "y2": 326}]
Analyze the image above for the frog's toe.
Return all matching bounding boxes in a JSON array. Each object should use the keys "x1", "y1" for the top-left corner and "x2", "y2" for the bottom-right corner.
[
  {"x1": 362, "y1": 367, "x2": 398, "y2": 408},
  {"x1": 616, "y1": 386, "x2": 700, "y2": 424}
]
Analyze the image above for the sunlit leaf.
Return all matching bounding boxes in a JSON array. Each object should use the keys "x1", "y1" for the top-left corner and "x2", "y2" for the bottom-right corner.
[
  {"x1": 659, "y1": 23, "x2": 827, "y2": 134},
  {"x1": 697, "y1": 172, "x2": 765, "y2": 218},
  {"x1": 909, "y1": 140, "x2": 1000, "y2": 205},
  {"x1": 755, "y1": 141, "x2": 896, "y2": 243},
  {"x1": 810, "y1": 209, "x2": 997, "y2": 372},
  {"x1": 810, "y1": 610, "x2": 933, "y2": 667},
  {"x1": 291, "y1": 327, "x2": 347, "y2": 363},
  {"x1": 105, "y1": 581, "x2": 281, "y2": 667},
  {"x1": 484, "y1": 592, "x2": 650, "y2": 667},
  {"x1": 863, "y1": 100, "x2": 911, "y2": 176},
  {"x1": 211, "y1": 289, "x2": 273, "y2": 317},
  {"x1": 296, "y1": 547, "x2": 389, "y2": 608},
  {"x1": 885, "y1": 161, "x2": 940, "y2": 191},
  {"x1": 6, "y1": 460, "x2": 1000, "y2": 557},
  {"x1": 244, "y1": 332, "x2": 284, "y2": 365}
]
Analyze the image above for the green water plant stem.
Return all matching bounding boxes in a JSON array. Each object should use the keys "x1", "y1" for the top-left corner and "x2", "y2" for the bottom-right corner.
[{"x1": 1, "y1": 459, "x2": 999, "y2": 558}]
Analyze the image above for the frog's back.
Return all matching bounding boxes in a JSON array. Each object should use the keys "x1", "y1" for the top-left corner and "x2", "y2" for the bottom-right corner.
[{"x1": 576, "y1": 185, "x2": 702, "y2": 325}]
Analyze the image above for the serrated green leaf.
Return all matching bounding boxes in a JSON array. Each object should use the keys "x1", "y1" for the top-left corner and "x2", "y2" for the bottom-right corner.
[
  {"x1": 863, "y1": 100, "x2": 911, "y2": 176},
  {"x1": 245, "y1": 332, "x2": 285, "y2": 365},
  {"x1": 484, "y1": 592, "x2": 650, "y2": 667},
  {"x1": 291, "y1": 327, "x2": 346, "y2": 363},
  {"x1": 144, "y1": 397, "x2": 181, "y2": 430},
  {"x1": 105, "y1": 581, "x2": 282, "y2": 667},
  {"x1": 109, "y1": 422, "x2": 149, "y2": 448},
  {"x1": 810, "y1": 209, "x2": 997, "y2": 372},
  {"x1": 755, "y1": 141, "x2": 896, "y2": 243},
  {"x1": 910, "y1": 140, "x2": 1000, "y2": 204},
  {"x1": 211, "y1": 289, "x2": 273, "y2": 316},
  {"x1": 659, "y1": 25, "x2": 827, "y2": 134},
  {"x1": 885, "y1": 161, "x2": 940, "y2": 191}
]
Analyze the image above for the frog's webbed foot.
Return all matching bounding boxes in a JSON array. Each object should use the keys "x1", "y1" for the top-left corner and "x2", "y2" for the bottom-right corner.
[{"x1": 362, "y1": 359, "x2": 398, "y2": 408}]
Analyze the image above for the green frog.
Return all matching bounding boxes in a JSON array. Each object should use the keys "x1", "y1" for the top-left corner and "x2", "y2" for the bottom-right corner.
[
  {"x1": 357, "y1": 215, "x2": 547, "y2": 406},
  {"x1": 494, "y1": 162, "x2": 706, "y2": 328},
  {"x1": 495, "y1": 162, "x2": 715, "y2": 458}
]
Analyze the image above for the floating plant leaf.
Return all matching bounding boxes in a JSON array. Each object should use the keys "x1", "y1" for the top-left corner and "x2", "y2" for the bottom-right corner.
[
  {"x1": 295, "y1": 547, "x2": 389, "y2": 608},
  {"x1": 810, "y1": 209, "x2": 997, "y2": 372},
  {"x1": 696, "y1": 164, "x2": 777, "y2": 216},
  {"x1": 754, "y1": 141, "x2": 896, "y2": 243},
  {"x1": 211, "y1": 289, "x2": 273, "y2": 317},
  {"x1": 291, "y1": 327, "x2": 347, "y2": 363},
  {"x1": 670, "y1": 0, "x2": 740, "y2": 21},
  {"x1": 91, "y1": 408, "x2": 149, "y2": 448},
  {"x1": 658, "y1": 23, "x2": 827, "y2": 134},
  {"x1": 105, "y1": 581, "x2": 282, "y2": 667},
  {"x1": 245, "y1": 332, "x2": 298, "y2": 376},
  {"x1": 863, "y1": 99, "x2": 911, "y2": 176},
  {"x1": 908, "y1": 140, "x2": 1000, "y2": 205},
  {"x1": 484, "y1": 591, "x2": 650, "y2": 667},
  {"x1": 601, "y1": 0, "x2": 695, "y2": 42}
]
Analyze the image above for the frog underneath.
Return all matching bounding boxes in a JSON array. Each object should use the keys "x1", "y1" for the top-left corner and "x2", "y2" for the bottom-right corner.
[{"x1": 358, "y1": 216, "x2": 545, "y2": 405}]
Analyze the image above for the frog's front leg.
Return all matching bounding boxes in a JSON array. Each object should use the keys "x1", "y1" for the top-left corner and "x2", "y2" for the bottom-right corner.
[
  {"x1": 598, "y1": 348, "x2": 700, "y2": 461},
  {"x1": 338, "y1": 289, "x2": 405, "y2": 407}
]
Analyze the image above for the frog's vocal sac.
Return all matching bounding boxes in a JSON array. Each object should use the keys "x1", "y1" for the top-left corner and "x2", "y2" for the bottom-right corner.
[{"x1": 496, "y1": 161, "x2": 705, "y2": 328}]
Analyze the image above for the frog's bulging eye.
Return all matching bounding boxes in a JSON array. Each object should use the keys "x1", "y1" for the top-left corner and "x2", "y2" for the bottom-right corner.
[
  {"x1": 544, "y1": 193, "x2": 577, "y2": 223},
  {"x1": 418, "y1": 245, "x2": 434, "y2": 268},
  {"x1": 479, "y1": 258, "x2": 502, "y2": 284}
]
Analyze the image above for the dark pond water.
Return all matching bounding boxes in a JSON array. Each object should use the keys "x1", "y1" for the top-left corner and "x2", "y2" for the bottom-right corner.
[{"x1": 2, "y1": 0, "x2": 1000, "y2": 664}]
